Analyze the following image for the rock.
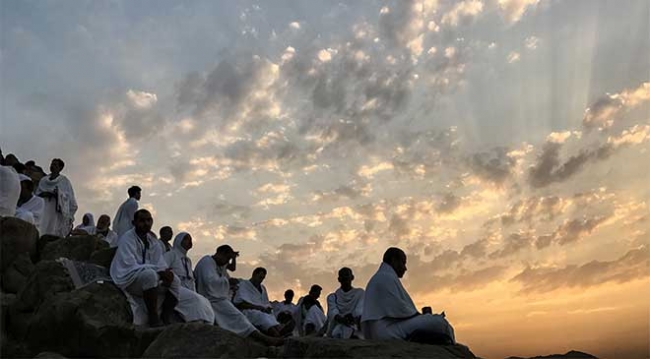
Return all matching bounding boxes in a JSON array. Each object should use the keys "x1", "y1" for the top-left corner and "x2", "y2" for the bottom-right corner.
[
  {"x1": 142, "y1": 322, "x2": 271, "y2": 358},
  {"x1": 26, "y1": 281, "x2": 160, "y2": 358},
  {"x1": 506, "y1": 351, "x2": 598, "y2": 359},
  {"x1": 34, "y1": 352, "x2": 68, "y2": 359},
  {"x1": 36, "y1": 235, "x2": 62, "y2": 263},
  {"x1": 281, "y1": 337, "x2": 477, "y2": 358},
  {"x1": 14, "y1": 260, "x2": 74, "y2": 312},
  {"x1": 0, "y1": 217, "x2": 39, "y2": 273},
  {"x1": 2, "y1": 253, "x2": 36, "y2": 293},
  {"x1": 88, "y1": 247, "x2": 117, "y2": 268},
  {"x1": 40, "y1": 235, "x2": 109, "y2": 262}
]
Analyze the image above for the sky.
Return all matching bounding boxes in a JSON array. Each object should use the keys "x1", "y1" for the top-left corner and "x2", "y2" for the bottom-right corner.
[{"x1": 1, "y1": 1, "x2": 649, "y2": 358}]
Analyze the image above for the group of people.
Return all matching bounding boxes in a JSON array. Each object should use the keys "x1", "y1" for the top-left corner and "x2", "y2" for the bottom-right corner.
[{"x1": 0, "y1": 151, "x2": 457, "y2": 347}]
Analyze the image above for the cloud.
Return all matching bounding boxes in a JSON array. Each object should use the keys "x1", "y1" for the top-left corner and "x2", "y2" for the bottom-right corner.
[
  {"x1": 437, "y1": 193, "x2": 462, "y2": 213},
  {"x1": 500, "y1": 195, "x2": 570, "y2": 226},
  {"x1": 511, "y1": 246, "x2": 649, "y2": 293},
  {"x1": 441, "y1": 0, "x2": 484, "y2": 27},
  {"x1": 497, "y1": 0, "x2": 540, "y2": 24},
  {"x1": 468, "y1": 147, "x2": 516, "y2": 185},
  {"x1": 583, "y1": 82, "x2": 650, "y2": 129}
]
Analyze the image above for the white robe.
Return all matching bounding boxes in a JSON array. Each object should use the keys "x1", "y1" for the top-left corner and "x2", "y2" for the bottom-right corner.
[
  {"x1": 296, "y1": 296, "x2": 327, "y2": 335},
  {"x1": 272, "y1": 301, "x2": 297, "y2": 319},
  {"x1": 16, "y1": 195, "x2": 45, "y2": 232},
  {"x1": 326, "y1": 287, "x2": 365, "y2": 339},
  {"x1": 194, "y1": 255, "x2": 257, "y2": 337},
  {"x1": 361, "y1": 263, "x2": 455, "y2": 343},
  {"x1": 233, "y1": 279, "x2": 280, "y2": 331},
  {"x1": 91, "y1": 227, "x2": 119, "y2": 247},
  {"x1": 163, "y1": 232, "x2": 196, "y2": 291},
  {"x1": 0, "y1": 166, "x2": 20, "y2": 217},
  {"x1": 36, "y1": 174, "x2": 78, "y2": 237},
  {"x1": 73, "y1": 213, "x2": 95, "y2": 233},
  {"x1": 110, "y1": 229, "x2": 213, "y2": 326},
  {"x1": 114, "y1": 197, "x2": 138, "y2": 237}
]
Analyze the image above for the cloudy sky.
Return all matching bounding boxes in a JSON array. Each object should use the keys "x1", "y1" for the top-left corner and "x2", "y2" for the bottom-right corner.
[{"x1": 1, "y1": 0, "x2": 648, "y2": 358}]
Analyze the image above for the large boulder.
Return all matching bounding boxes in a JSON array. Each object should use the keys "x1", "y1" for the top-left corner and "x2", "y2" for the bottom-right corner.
[
  {"x1": 280, "y1": 337, "x2": 477, "y2": 358},
  {"x1": 142, "y1": 323, "x2": 271, "y2": 358},
  {"x1": 0, "y1": 217, "x2": 39, "y2": 272},
  {"x1": 40, "y1": 235, "x2": 109, "y2": 262},
  {"x1": 88, "y1": 247, "x2": 117, "y2": 268},
  {"x1": 26, "y1": 281, "x2": 161, "y2": 358},
  {"x1": 506, "y1": 351, "x2": 598, "y2": 359},
  {"x1": 2, "y1": 253, "x2": 36, "y2": 293}
]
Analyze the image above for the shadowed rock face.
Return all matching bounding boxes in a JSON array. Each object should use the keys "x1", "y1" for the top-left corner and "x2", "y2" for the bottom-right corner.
[
  {"x1": 505, "y1": 350, "x2": 599, "y2": 359},
  {"x1": 142, "y1": 323, "x2": 271, "y2": 358},
  {"x1": 40, "y1": 234, "x2": 109, "y2": 262},
  {"x1": 1, "y1": 217, "x2": 39, "y2": 273},
  {"x1": 281, "y1": 336, "x2": 477, "y2": 358}
]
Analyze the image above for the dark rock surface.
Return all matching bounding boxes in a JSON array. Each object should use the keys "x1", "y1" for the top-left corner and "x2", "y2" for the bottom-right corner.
[
  {"x1": 1, "y1": 217, "x2": 39, "y2": 272},
  {"x1": 505, "y1": 351, "x2": 598, "y2": 359},
  {"x1": 40, "y1": 234, "x2": 109, "y2": 262},
  {"x1": 88, "y1": 246, "x2": 117, "y2": 268},
  {"x1": 2, "y1": 253, "x2": 36, "y2": 293}
]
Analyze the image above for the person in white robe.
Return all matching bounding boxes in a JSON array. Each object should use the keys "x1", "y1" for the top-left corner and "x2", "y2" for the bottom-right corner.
[
  {"x1": 361, "y1": 247, "x2": 455, "y2": 344},
  {"x1": 296, "y1": 285, "x2": 327, "y2": 336},
  {"x1": 94, "y1": 214, "x2": 119, "y2": 247},
  {"x1": 234, "y1": 267, "x2": 294, "y2": 337},
  {"x1": 326, "y1": 267, "x2": 365, "y2": 339},
  {"x1": 36, "y1": 158, "x2": 78, "y2": 237},
  {"x1": 164, "y1": 232, "x2": 196, "y2": 291},
  {"x1": 272, "y1": 289, "x2": 298, "y2": 323},
  {"x1": 158, "y1": 226, "x2": 173, "y2": 252},
  {"x1": 73, "y1": 213, "x2": 95, "y2": 233},
  {"x1": 113, "y1": 186, "x2": 141, "y2": 237},
  {"x1": 110, "y1": 209, "x2": 213, "y2": 327},
  {"x1": 0, "y1": 151, "x2": 21, "y2": 217},
  {"x1": 194, "y1": 245, "x2": 283, "y2": 346},
  {"x1": 15, "y1": 174, "x2": 45, "y2": 232}
]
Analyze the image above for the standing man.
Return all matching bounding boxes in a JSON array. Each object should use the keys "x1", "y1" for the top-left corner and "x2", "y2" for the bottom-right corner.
[
  {"x1": 326, "y1": 267, "x2": 365, "y2": 339},
  {"x1": 36, "y1": 158, "x2": 78, "y2": 237},
  {"x1": 114, "y1": 186, "x2": 141, "y2": 237}
]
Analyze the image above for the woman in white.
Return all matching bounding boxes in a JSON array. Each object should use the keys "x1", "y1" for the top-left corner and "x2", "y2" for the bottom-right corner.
[{"x1": 164, "y1": 232, "x2": 196, "y2": 291}]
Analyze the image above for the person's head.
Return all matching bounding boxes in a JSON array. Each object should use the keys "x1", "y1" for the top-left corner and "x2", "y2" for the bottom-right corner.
[
  {"x1": 173, "y1": 232, "x2": 193, "y2": 252},
  {"x1": 383, "y1": 247, "x2": 407, "y2": 278},
  {"x1": 50, "y1": 158, "x2": 64, "y2": 175},
  {"x1": 82, "y1": 213, "x2": 95, "y2": 227},
  {"x1": 214, "y1": 244, "x2": 238, "y2": 266},
  {"x1": 159, "y1": 226, "x2": 173, "y2": 242},
  {"x1": 128, "y1": 186, "x2": 142, "y2": 200},
  {"x1": 19, "y1": 174, "x2": 34, "y2": 200},
  {"x1": 284, "y1": 289, "x2": 294, "y2": 303},
  {"x1": 132, "y1": 209, "x2": 153, "y2": 235},
  {"x1": 338, "y1": 267, "x2": 354, "y2": 289},
  {"x1": 12, "y1": 163, "x2": 26, "y2": 174},
  {"x1": 250, "y1": 267, "x2": 267, "y2": 286},
  {"x1": 5, "y1": 154, "x2": 19, "y2": 167},
  {"x1": 25, "y1": 160, "x2": 35, "y2": 167},
  {"x1": 96, "y1": 215, "x2": 111, "y2": 231},
  {"x1": 308, "y1": 284, "x2": 322, "y2": 300}
]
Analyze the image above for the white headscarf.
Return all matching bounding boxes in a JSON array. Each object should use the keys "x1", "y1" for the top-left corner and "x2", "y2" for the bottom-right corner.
[
  {"x1": 82, "y1": 213, "x2": 95, "y2": 227},
  {"x1": 173, "y1": 232, "x2": 189, "y2": 254},
  {"x1": 164, "y1": 232, "x2": 195, "y2": 291}
]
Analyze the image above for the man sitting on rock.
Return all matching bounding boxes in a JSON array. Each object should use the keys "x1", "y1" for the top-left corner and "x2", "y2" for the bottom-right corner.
[
  {"x1": 158, "y1": 226, "x2": 173, "y2": 252},
  {"x1": 94, "y1": 214, "x2": 119, "y2": 247},
  {"x1": 296, "y1": 284, "x2": 327, "y2": 336},
  {"x1": 194, "y1": 245, "x2": 283, "y2": 346},
  {"x1": 110, "y1": 209, "x2": 214, "y2": 327},
  {"x1": 273, "y1": 289, "x2": 298, "y2": 327},
  {"x1": 326, "y1": 267, "x2": 365, "y2": 339},
  {"x1": 361, "y1": 247, "x2": 456, "y2": 344},
  {"x1": 15, "y1": 174, "x2": 44, "y2": 232},
  {"x1": 234, "y1": 267, "x2": 294, "y2": 337}
]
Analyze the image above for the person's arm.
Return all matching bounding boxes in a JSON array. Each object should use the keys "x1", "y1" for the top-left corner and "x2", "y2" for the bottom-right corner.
[{"x1": 226, "y1": 252, "x2": 238, "y2": 271}]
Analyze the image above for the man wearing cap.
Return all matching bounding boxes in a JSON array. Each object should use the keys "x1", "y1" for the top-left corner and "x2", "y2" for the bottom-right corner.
[{"x1": 194, "y1": 245, "x2": 284, "y2": 346}]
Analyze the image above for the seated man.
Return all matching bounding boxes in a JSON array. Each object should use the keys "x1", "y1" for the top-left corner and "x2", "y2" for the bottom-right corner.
[
  {"x1": 164, "y1": 232, "x2": 196, "y2": 291},
  {"x1": 361, "y1": 247, "x2": 456, "y2": 344},
  {"x1": 94, "y1": 215, "x2": 119, "y2": 247},
  {"x1": 297, "y1": 285, "x2": 327, "y2": 336},
  {"x1": 194, "y1": 245, "x2": 283, "y2": 346},
  {"x1": 326, "y1": 267, "x2": 365, "y2": 339},
  {"x1": 158, "y1": 226, "x2": 173, "y2": 252},
  {"x1": 234, "y1": 268, "x2": 294, "y2": 337},
  {"x1": 110, "y1": 209, "x2": 214, "y2": 327},
  {"x1": 15, "y1": 174, "x2": 44, "y2": 232},
  {"x1": 272, "y1": 289, "x2": 297, "y2": 325}
]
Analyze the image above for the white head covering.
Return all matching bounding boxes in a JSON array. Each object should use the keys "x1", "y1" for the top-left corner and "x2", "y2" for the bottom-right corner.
[
  {"x1": 19, "y1": 174, "x2": 32, "y2": 182},
  {"x1": 173, "y1": 232, "x2": 190, "y2": 255},
  {"x1": 82, "y1": 213, "x2": 95, "y2": 227}
]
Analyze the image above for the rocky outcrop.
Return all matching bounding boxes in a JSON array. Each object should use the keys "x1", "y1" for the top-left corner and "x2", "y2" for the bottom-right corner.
[
  {"x1": 0, "y1": 217, "x2": 39, "y2": 272},
  {"x1": 40, "y1": 234, "x2": 109, "y2": 262},
  {"x1": 26, "y1": 281, "x2": 162, "y2": 358},
  {"x1": 2, "y1": 253, "x2": 36, "y2": 293},
  {"x1": 281, "y1": 336, "x2": 476, "y2": 358},
  {"x1": 142, "y1": 323, "x2": 271, "y2": 358},
  {"x1": 506, "y1": 351, "x2": 598, "y2": 359},
  {"x1": 88, "y1": 246, "x2": 118, "y2": 268}
]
